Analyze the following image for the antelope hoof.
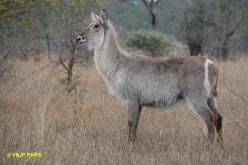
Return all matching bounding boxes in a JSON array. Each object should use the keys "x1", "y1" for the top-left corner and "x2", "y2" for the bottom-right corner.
[{"x1": 128, "y1": 134, "x2": 136, "y2": 144}]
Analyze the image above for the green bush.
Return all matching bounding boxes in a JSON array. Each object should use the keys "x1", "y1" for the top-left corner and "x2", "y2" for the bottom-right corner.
[{"x1": 126, "y1": 30, "x2": 176, "y2": 56}]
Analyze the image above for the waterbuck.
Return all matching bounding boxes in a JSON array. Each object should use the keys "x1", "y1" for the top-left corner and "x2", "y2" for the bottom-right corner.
[{"x1": 76, "y1": 9, "x2": 223, "y2": 147}]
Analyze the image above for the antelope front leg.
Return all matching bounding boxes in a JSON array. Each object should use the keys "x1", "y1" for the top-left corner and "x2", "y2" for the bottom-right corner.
[{"x1": 127, "y1": 101, "x2": 141, "y2": 143}]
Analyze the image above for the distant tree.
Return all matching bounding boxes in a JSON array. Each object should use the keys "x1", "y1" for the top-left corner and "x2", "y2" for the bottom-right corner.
[
  {"x1": 184, "y1": 8, "x2": 203, "y2": 56},
  {"x1": 33, "y1": 0, "x2": 53, "y2": 59},
  {"x1": 184, "y1": 0, "x2": 248, "y2": 58},
  {"x1": 141, "y1": 0, "x2": 159, "y2": 30},
  {"x1": 0, "y1": 0, "x2": 36, "y2": 80},
  {"x1": 0, "y1": 0, "x2": 36, "y2": 57},
  {"x1": 0, "y1": 0, "x2": 102, "y2": 87},
  {"x1": 183, "y1": 0, "x2": 217, "y2": 56},
  {"x1": 51, "y1": 0, "x2": 102, "y2": 91},
  {"x1": 120, "y1": 0, "x2": 160, "y2": 30},
  {"x1": 216, "y1": 0, "x2": 248, "y2": 58}
]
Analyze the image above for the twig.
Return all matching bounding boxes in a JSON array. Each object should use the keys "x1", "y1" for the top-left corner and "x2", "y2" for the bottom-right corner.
[
  {"x1": 0, "y1": 50, "x2": 10, "y2": 60},
  {"x1": 223, "y1": 85, "x2": 248, "y2": 105},
  {"x1": 59, "y1": 58, "x2": 69, "y2": 71}
]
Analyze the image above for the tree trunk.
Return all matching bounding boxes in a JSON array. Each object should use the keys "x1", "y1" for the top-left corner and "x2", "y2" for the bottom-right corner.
[
  {"x1": 188, "y1": 42, "x2": 202, "y2": 56},
  {"x1": 142, "y1": 0, "x2": 158, "y2": 30},
  {"x1": 219, "y1": 31, "x2": 233, "y2": 59},
  {"x1": 220, "y1": 42, "x2": 229, "y2": 59},
  {"x1": 46, "y1": 35, "x2": 51, "y2": 59},
  {"x1": 58, "y1": 47, "x2": 75, "y2": 92},
  {"x1": 151, "y1": 10, "x2": 156, "y2": 30},
  {"x1": 42, "y1": 24, "x2": 51, "y2": 59},
  {"x1": 67, "y1": 49, "x2": 75, "y2": 92}
]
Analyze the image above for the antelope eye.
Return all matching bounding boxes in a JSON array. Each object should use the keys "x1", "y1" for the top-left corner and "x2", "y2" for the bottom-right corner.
[{"x1": 94, "y1": 24, "x2": 99, "y2": 28}]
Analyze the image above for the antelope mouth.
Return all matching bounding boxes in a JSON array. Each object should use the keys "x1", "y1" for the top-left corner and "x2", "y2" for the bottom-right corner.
[{"x1": 76, "y1": 35, "x2": 87, "y2": 44}]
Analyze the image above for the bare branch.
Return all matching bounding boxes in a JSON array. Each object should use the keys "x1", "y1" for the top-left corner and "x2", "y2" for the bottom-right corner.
[
  {"x1": 0, "y1": 50, "x2": 10, "y2": 60},
  {"x1": 155, "y1": 0, "x2": 160, "y2": 4},
  {"x1": 59, "y1": 58, "x2": 69, "y2": 71},
  {"x1": 224, "y1": 85, "x2": 248, "y2": 105},
  {"x1": 142, "y1": 0, "x2": 149, "y2": 8},
  {"x1": 142, "y1": 0, "x2": 157, "y2": 30},
  {"x1": 229, "y1": 14, "x2": 246, "y2": 37}
]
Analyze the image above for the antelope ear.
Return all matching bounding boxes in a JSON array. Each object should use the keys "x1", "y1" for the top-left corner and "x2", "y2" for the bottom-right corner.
[
  {"x1": 100, "y1": 9, "x2": 108, "y2": 23},
  {"x1": 90, "y1": 12, "x2": 97, "y2": 21}
]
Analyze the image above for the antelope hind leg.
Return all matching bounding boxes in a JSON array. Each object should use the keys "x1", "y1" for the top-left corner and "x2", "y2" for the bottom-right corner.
[
  {"x1": 186, "y1": 99, "x2": 215, "y2": 144},
  {"x1": 207, "y1": 97, "x2": 223, "y2": 149}
]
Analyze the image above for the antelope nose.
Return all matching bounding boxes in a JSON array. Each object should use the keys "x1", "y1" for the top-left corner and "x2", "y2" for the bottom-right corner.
[
  {"x1": 76, "y1": 35, "x2": 86, "y2": 43},
  {"x1": 76, "y1": 36, "x2": 82, "y2": 43}
]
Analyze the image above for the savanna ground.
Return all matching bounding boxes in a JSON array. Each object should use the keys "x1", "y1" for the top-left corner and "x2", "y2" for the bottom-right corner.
[{"x1": 0, "y1": 56, "x2": 248, "y2": 165}]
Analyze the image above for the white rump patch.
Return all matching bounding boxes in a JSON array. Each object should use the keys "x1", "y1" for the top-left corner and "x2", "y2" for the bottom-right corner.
[{"x1": 204, "y1": 59, "x2": 213, "y2": 97}]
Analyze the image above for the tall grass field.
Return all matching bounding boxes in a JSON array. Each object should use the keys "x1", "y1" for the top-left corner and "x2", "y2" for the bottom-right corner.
[{"x1": 1, "y1": 56, "x2": 248, "y2": 164}]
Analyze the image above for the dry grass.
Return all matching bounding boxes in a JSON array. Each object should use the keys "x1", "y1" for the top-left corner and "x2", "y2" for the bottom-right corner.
[{"x1": 0, "y1": 56, "x2": 248, "y2": 165}]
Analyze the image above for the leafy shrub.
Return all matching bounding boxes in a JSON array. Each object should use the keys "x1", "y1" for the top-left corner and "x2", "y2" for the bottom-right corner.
[{"x1": 126, "y1": 30, "x2": 176, "y2": 56}]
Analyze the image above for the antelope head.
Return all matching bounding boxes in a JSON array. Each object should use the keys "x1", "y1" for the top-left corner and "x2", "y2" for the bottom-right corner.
[{"x1": 76, "y1": 9, "x2": 109, "y2": 50}]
